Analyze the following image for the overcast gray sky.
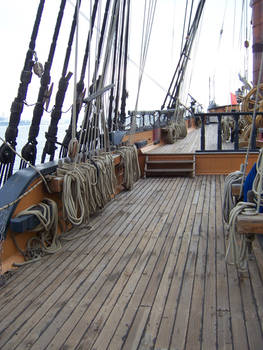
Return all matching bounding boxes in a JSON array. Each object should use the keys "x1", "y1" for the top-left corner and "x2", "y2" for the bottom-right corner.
[{"x1": 0, "y1": 0, "x2": 252, "y2": 121}]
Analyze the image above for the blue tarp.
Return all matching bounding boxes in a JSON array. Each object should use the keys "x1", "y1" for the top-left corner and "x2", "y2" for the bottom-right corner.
[{"x1": 243, "y1": 162, "x2": 263, "y2": 213}]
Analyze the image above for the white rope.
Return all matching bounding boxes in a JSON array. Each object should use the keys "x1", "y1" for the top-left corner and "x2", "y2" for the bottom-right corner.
[
  {"x1": 130, "y1": 0, "x2": 158, "y2": 143},
  {"x1": 239, "y1": 51, "x2": 263, "y2": 197},
  {"x1": 116, "y1": 145, "x2": 141, "y2": 190},
  {"x1": 225, "y1": 201, "x2": 256, "y2": 271},
  {"x1": 0, "y1": 179, "x2": 43, "y2": 212},
  {"x1": 252, "y1": 148, "x2": 263, "y2": 212},
  {"x1": 57, "y1": 154, "x2": 117, "y2": 226},
  {"x1": 222, "y1": 169, "x2": 244, "y2": 225},
  {"x1": 12, "y1": 198, "x2": 61, "y2": 265}
]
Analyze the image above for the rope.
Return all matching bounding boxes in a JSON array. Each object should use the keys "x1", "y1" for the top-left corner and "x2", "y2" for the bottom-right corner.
[
  {"x1": 57, "y1": 153, "x2": 117, "y2": 226},
  {"x1": 224, "y1": 147, "x2": 263, "y2": 271},
  {"x1": 129, "y1": 0, "x2": 158, "y2": 143},
  {"x1": 225, "y1": 201, "x2": 256, "y2": 271},
  {"x1": 222, "y1": 168, "x2": 244, "y2": 224},
  {"x1": 116, "y1": 145, "x2": 141, "y2": 190},
  {"x1": 252, "y1": 148, "x2": 263, "y2": 212},
  {"x1": 12, "y1": 198, "x2": 61, "y2": 266},
  {"x1": 0, "y1": 135, "x2": 51, "y2": 193},
  {"x1": 0, "y1": 179, "x2": 43, "y2": 212},
  {"x1": 239, "y1": 50, "x2": 263, "y2": 198}
]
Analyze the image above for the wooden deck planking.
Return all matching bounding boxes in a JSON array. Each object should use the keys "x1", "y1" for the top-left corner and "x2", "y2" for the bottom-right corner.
[
  {"x1": 47, "y1": 177, "x2": 182, "y2": 349},
  {"x1": 7, "y1": 178, "x2": 166, "y2": 350},
  {"x1": 201, "y1": 176, "x2": 217, "y2": 350},
  {"x1": 215, "y1": 176, "x2": 232, "y2": 350},
  {"x1": 0, "y1": 178, "x2": 160, "y2": 348},
  {"x1": 0, "y1": 176, "x2": 263, "y2": 349},
  {"x1": 107, "y1": 178, "x2": 192, "y2": 350}
]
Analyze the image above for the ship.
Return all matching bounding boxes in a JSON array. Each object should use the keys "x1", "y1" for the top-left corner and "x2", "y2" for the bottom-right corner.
[{"x1": 0, "y1": 0, "x2": 263, "y2": 349}]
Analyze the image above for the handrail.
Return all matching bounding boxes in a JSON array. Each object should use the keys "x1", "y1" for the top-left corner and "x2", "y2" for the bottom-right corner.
[{"x1": 195, "y1": 112, "x2": 263, "y2": 152}]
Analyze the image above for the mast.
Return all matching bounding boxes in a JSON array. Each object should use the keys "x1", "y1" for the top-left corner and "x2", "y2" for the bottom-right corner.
[{"x1": 251, "y1": 0, "x2": 263, "y2": 85}]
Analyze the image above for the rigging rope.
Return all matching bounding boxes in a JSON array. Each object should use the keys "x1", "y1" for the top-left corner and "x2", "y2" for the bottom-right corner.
[
  {"x1": 68, "y1": 0, "x2": 80, "y2": 163},
  {"x1": 20, "y1": 0, "x2": 67, "y2": 168},
  {"x1": 239, "y1": 51, "x2": 263, "y2": 198},
  {"x1": 130, "y1": 0, "x2": 158, "y2": 143},
  {"x1": 0, "y1": 0, "x2": 46, "y2": 185},
  {"x1": 41, "y1": 0, "x2": 81, "y2": 163}
]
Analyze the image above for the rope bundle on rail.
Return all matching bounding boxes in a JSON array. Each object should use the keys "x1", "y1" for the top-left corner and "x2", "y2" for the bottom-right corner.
[
  {"x1": 57, "y1": 153, "x2": 117, "y2": 226},
  {"x1": 116, "y1": 145, "x2": 141, "y2": 190}
]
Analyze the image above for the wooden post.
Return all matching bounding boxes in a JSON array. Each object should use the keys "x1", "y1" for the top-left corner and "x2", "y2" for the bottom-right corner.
[
  {"x1": 234, "y1": 113, "x2": 239, "y2": 151},
  {"x1": 217, "y1": 115, "x2": 222, "y2": 150},
  {"x1": 201, "y1": 115, "x2": 205, "y2": 151}
]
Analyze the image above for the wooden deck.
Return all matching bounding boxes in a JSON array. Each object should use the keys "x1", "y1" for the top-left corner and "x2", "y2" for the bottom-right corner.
[
  {"x1": 150, "y1": 124, "x2": 233, "y2": 153},
  {"x1": 0, "y1": 176, "x2": 263, "y2": 349}
]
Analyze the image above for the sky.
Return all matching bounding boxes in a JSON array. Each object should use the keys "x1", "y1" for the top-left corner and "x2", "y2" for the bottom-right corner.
[{"x1": 0, "y1": 0, "x2": 252, "y2": 122}]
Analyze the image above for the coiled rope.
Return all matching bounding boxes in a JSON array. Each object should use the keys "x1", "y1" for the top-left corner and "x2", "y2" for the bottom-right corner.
[
  {"x1": 116, "y1": 145, "x2": 141, "y2": 190},
  {"x1": 12, "y1": 198, "x2": 61, "y2": 266},
  {"x1": 222, "y1": 167, "x2": 244, "y2": 225},
  {"x1": 57, "y1": 153, "x2": 117, "y2": 226},
  {"x1": 225, "y1": 201, "x2": 256, "y2": 271},
  {"x1": 225, "y1": 149, "x2": 263, "y2": 270}
]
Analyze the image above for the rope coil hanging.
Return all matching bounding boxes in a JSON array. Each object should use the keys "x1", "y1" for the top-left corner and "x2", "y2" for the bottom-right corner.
[
  {"x1": 57, "y1": 153, "x2": 117, "y2": 226},
  {"x1": 116, "y1": 145, "x2": 141, "y2": 190}
]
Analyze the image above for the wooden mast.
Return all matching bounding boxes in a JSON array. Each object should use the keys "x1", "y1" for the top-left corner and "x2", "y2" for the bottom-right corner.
[{"x1": 251, "y1": 0, "x2": 263, "y2": 85}]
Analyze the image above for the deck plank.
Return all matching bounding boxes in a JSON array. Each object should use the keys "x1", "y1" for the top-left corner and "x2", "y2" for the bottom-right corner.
[
  {"x1": 215, "y1": 175, "x2": 232, "y2": 350},
  {"x1": 48, "y1": 178, "x2": 180, "y2": 349},
  {"x1": 0, "y1": 178, "x2": 147, "y2": 312},
  {"x1": 0, "y1": 175, "x2": 263, "y2": 350},
  {"x1": 182, "y1": 176, "x2": 207, "y2": 350},
  {"x1": 12, "y1": 178, "x2": 165, "y2": 350},
  {"x1": 154, "y1": 177, "x2": 203, "y2": 349},
  {"x1": 107, "y1": 178, "x2": 192, "y2": 350},
  {"x1": 0, "y1": 179, "x2": 161, "y2": 349},
  {"x1": 202, "y1": 176, "x2": 217, "y2": 350}
]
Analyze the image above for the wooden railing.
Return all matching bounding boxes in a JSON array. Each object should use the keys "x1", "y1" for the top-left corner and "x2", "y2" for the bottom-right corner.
[
  {"x1": 127, "y1": 109, "x2": 175, "y2": 131},
  {"x1": 195, "y1": 112, "x2": 263, "y2": 152}
]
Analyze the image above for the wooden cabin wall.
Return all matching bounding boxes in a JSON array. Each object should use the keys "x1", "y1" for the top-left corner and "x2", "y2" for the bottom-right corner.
[{"x1": 195, "y1": 153, "x2": 258, "y2": 175}]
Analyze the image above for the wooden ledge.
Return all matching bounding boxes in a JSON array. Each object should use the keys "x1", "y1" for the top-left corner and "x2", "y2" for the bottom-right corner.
[{"x1": 237, "y1": 213, "x2": 263, "y2": 234}]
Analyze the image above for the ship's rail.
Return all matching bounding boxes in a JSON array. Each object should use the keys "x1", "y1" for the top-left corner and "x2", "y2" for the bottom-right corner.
[
  {"x1": 126, "y1": 109, "x2": 175, "y2": 131},
  {"x1": 195, "y1": 112, "x2": 263, "y2": 152}
]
